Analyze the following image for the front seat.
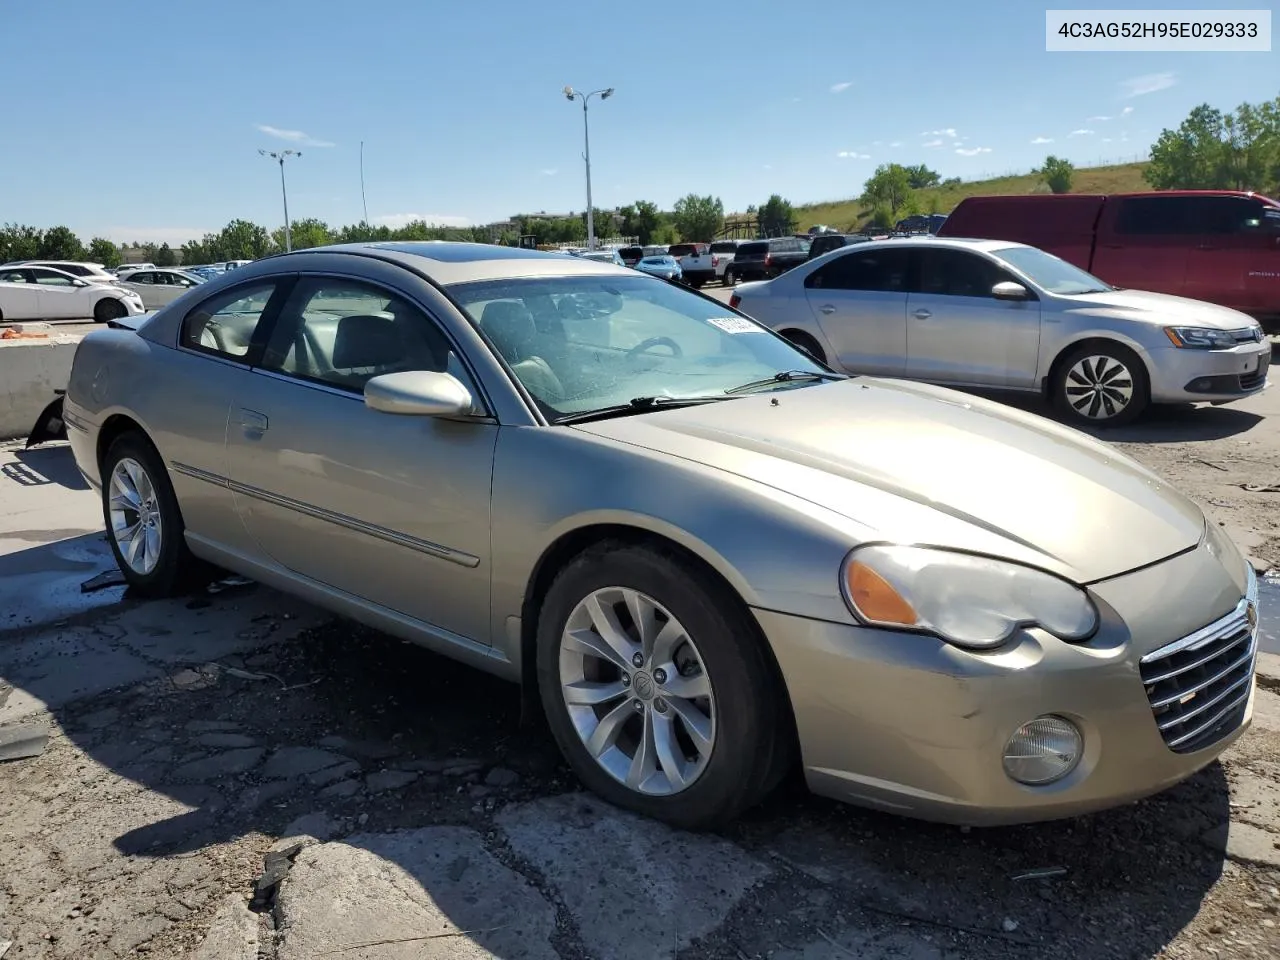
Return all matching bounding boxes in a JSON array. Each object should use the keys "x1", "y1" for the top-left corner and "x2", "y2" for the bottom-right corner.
[
  {"x1": 329, "y1": 313, "x2": 411, "y2": 388},
  {"x1": 479, "y1": 300, "x2": 565, "y2": 403}
]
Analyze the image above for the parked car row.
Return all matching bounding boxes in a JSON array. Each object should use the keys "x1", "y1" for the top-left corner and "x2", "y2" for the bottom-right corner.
[{"x1": 0, "y1": 260, "x2": 146, "y2": 323}]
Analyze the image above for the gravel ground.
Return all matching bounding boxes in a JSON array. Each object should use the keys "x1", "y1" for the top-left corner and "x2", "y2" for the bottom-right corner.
[{"x1": 0, "y1": 367, "x2": 1278, "y2": 959}]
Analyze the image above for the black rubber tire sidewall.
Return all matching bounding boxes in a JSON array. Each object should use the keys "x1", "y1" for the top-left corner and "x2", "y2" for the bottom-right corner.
[
  {"x1": 783, "y1": 330, "x2": 825, "y2": 365},
  {"x1": 536, "y1": 543, "x2": 781, "y2": 830},
  {"x1": 100, "y1": 432, "x2": 195, "y2": 597},
  {"x1": 95, "y1": 298, "x2": 127, "y2": 323},
  {"x1": 1052, "y1": 342, "x2": 1150, "y2": 428},
  {"x1": 724, "y1": 269, "x2": 735, "y2": 286}
]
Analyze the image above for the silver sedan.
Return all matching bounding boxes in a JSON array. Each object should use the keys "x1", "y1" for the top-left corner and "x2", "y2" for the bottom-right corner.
[
  {"x1": 62, "y1": 242, "x2": 1259, "y2": 828},
  {"x1": 730, "y1": 237, "x2": 1270, "y2": 426}
]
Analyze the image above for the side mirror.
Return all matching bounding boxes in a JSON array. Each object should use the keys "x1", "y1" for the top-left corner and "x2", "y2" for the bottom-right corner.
[
  {"x1": 364, "y1": 370, "x2": 477, "y2": 418},
  {"x1": 72, "y1": 279, "x2": 90, "y2": 288},
  {"x1": 991, "y1": 281, "x2": 1030, "y2": 301}
]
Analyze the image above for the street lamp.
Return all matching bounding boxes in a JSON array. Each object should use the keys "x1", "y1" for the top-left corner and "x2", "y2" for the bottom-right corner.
[
  {"x1": 258, "y1": 148, "x2": 302, "y2": 252},
  {"x1": 563, "y1": 85, "x2": 613, "y2": 251}
]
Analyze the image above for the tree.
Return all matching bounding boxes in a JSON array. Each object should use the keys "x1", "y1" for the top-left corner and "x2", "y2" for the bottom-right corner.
[
  {"x1": 154, "y1": 243, "x2": 178, "y2": 267},
  {"x1": 623, "y1": 200, "x2": 663, "y2": 245},
  {"x1": 0, "y1": 224, "x2": 43, "y2": 263},
  {"x1": 87, "y1": 237, "x2": 122, "y2": 267},
  {"x1": 758, "y1": 194, "x2": 796, "y2": 237},
  {"x1": 37, "y1": 225, "x2": 85, "y2": 260},
  {"x1": 1143, "y1": 97, "x2": 1280, "y2": 193},
  {"x1": 1037, "y1": 155, "x2": 1074, "y2": 194},
  {"x1": 181, "y1": 239, "x2": 211, "y2": 265},
  {"x1": 904, "y1": 164, "x2": 940, "y2": 189},
  {"x1": 672, "y1": 194, "x2": 724, "y2": 242},
  {"x1": 272, "y1": 218, "x2": 333, "y2": 251},
  {"x1": 208, "y1": 219, "x2": 273, "y2": 261},
  {"x1": 860, "y1": 164, "x2": 914, "y2": 218}
]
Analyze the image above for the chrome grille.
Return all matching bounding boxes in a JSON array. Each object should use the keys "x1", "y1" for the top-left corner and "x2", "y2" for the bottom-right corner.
[{"x1": 1140, "y1": 586, "x2": 1258, "y2": 755}]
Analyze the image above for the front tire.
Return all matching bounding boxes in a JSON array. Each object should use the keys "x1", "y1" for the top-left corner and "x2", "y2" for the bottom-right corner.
[
  {"x1": 536, "y1": 542, "x2": 788, "y2": 829},
  {"x1": 94, "y1": 298, "x2": 128, "y2": 324},
  {"x1": 1052, "y1": 342, "x2": 1149, "y2": 428},
  {"x1": 724, "y1": 268, "x2": 736, "y2": 287},
  {"x1": 100, "y1": 431, "x2": 203, "y2": 596}
]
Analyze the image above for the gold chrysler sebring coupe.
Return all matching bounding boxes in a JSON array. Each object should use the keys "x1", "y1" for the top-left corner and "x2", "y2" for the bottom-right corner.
[{"x1": 62, "y1": 242, "x2": 1259, "y2": 829}]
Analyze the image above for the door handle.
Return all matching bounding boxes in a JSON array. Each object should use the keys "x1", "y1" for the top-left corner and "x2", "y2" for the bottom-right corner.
[
  {"x1": 239, "y1": 409, "x2": 268, "y2": 433},
  {"x1": 913, "y1": 309, "x2": 932, "y2": 320},
  {"x1": 819, "y1": 304, "x2": 836, "y2": 315}
]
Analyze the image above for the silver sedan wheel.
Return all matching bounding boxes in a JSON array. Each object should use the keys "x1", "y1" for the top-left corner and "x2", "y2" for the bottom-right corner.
[
  {"x1": 559, "y1": 586, "x2": 716, "y2": 796},
  {"x1": 108, "y1": 457, "x2": 162, "y2": 576},
  {"x1": 1064, "y1": 354, "x2": 1134, "y2": 420}
]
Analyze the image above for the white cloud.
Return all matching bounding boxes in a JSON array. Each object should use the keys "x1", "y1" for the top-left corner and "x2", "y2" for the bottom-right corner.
[
  {"x1": 373, "y1": 212, "x2": 471, "y2": 229},
  {"x1": 1030, "y1": 136, "x2": 1054, "y2": 144},
  {"x1": 100, "y1": 226, "x2": 211, "y2": 245},
  {"x1": 1102, "y1": 137, "x2": 1113, "y2": 143},
  {"x1": 922, "y1": 139, "x2": 944, "y2": 148},
  {"x1": 1120, "y1": 72, "x2": 1175, "y2": 98},
  {"x1": 255, "y1": 123, "x2": 335, "y2": 148},
  {"x1": 539, "y1": 168, "x2": 558, "y2": 176},
  {"x1": 763, "y1": 163, "x2": 773, "y2": 170},
  {"x1": 1088, "y1": 115, "x2": 1113, "y2": 121},
  {"x1": 837, "y1": 151, "x2": 871, "y2": 159},
  {"x1": 1068, "y1": 128, "x2": 1095, "y2": 137},
  {"x1": 889, "y1": 141, "x2": 903, "y2": 147},
  {"x1": 1121, "y1": 105, "x2": 1134, "y2": 115},
  {"x1": 829, "y1": 81, "x2": 853, "y2": 93},
  {"x1": 924, "y1": 128, "x2": 959, "y2": 138},
  {"x1": 872, "y1": 140, "x2": 883, "y2": 147},
  {"x1": 955, "y1": 146, "x2": 991, "y2": 156},
  {"x1": 790, "y1": 97, "x2": 802, "y2": 103}
]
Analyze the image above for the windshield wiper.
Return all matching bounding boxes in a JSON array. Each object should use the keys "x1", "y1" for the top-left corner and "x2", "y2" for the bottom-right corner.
[
  {"x1": 723, "y1": 370, "x2": 845, "y2": 395},
  {"x1": 554, "y1": 395, "x2": 728, "y2": 425}
]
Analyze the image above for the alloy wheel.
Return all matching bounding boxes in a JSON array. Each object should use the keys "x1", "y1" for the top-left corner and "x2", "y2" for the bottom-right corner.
[
  {"x1": 559, "y1": 586, "x2": 716, "y2": 796},
  {"x1": 109, "y1": 457, "x2": 162, "y2": 575},
  {"x1": 1064, "y1": 354, "x2": 1134, "y2": 420}
]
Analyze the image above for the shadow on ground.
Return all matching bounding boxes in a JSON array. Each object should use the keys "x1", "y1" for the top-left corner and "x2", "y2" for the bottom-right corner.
[{"x1": 2, "y1": 546, "x2": 1235, "y2": 958}]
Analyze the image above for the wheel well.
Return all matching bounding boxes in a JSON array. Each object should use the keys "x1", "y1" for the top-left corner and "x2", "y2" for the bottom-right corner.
[
  {"x1": 96, "y1": 414, "x2": 148, "y2": 469},
  {"x1": 1043, "y1": 337, "x2": 1147, "y2": 397},
  {"x1": 779, "y1": 328, "x2": 824, "y2": 362},
  {"x1": 518, "y1": 524, "x2": 799, "y2": 751}
]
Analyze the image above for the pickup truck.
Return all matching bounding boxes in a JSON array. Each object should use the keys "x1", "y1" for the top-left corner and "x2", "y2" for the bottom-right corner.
[
  {"x1": 667, "y1": 243, "x2": 711, "y2": 286},
  {"x1": 938, "y1": 190, "x2": 1280, "y2": 332}
]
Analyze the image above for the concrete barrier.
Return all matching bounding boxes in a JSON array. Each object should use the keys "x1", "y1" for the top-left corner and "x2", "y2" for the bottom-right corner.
[{"x1": 0, "y1": 335, "x2": 82, "y2": 440}]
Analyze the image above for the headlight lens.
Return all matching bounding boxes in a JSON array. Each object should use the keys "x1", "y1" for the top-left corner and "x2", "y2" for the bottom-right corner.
[
  {"x1": 1003, "y1": 716, "x2": 1082, "y2": 784},
  {"x1": 841, "y1": 545, "x2": 1098, "y2": 649},
  {"x1": 1164, "y1": 326, "x2": 1236, "y2": 349}
]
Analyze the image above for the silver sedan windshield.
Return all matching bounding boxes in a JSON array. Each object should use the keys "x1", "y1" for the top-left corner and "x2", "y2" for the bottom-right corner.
[
  {"x1": 448, "y1": 274, "x2": 827, "y2": 418},
  {"x1": 994, "y1": 246, "x2": 1113, "y2": 296}
]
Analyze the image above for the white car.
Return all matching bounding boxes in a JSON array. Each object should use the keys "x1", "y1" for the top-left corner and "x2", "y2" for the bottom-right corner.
[
  {"x1": 0, "y1": 265, "x2": 144, "y2": 323},
  {"x1": 116, "y1": 268, "x2": 205, "y2": 309},
  {"x1": 115, "y1": 263, "x2": 156, "y2": 276},
  {"x1": 4, "y1": 260, "x2": 121, "y2": 286}
]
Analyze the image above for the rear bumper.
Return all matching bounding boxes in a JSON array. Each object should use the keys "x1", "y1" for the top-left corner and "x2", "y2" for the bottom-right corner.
[{"x1": 756, "y1": 540, "x2": 1256, "y2": 826}]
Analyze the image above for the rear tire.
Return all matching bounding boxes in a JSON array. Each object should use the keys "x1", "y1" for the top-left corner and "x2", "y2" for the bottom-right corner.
[
  {"x1": 1052, "y1": 341, "x2": 1149, "y2": 428},
  {"x1": 536, "y1": 542, "x2": 788, "y2": 829},
  {"x1": 94, "y1": 298, "x2": 127, "y2": 324},
  {"x1": 100, "y1": 431, "x2": 206, "y2": 596},
  {"x1": 781, "y1": 329, "x2": 826, "y2": 364},
  {"x1": 724, "y1": 268, "x2": 736, "y2": 287}
]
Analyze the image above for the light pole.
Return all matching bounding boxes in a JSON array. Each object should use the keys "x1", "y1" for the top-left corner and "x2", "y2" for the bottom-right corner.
[
  {"x1": 563, "y1": 85, "x2": 613, "y2": 251},
  {"x1": 258, "y1": 148, "x2": 301, "y2": 252}
]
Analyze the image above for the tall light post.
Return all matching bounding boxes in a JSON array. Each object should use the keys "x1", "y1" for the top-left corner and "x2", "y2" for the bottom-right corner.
[
  {"x1": 258, "y1": 148, "x2": 301, "y2": 252},
  {"x1": 563, "y1": 85, "x2": 613, "y2": 251}
]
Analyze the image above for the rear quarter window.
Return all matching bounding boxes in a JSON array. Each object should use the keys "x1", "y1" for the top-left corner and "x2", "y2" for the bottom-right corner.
[{"x1": 737, "y1": 243, "x2": 767, "y2": 256}]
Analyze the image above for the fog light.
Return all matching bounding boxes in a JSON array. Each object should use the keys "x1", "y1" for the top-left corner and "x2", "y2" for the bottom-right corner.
[{"x1": 1003, "y1": 716, "x2": 1082, "y2": 785}]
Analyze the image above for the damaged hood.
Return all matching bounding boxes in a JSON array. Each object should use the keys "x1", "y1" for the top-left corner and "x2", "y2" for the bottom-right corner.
[{"x1": 573, "y1": 378, "x2": 1206, "y2": 584}]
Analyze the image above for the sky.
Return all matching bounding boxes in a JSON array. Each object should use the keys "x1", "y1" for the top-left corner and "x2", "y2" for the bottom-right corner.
[{"x1": 0, "y1": 0, "x2": 1275, "y2": 245}]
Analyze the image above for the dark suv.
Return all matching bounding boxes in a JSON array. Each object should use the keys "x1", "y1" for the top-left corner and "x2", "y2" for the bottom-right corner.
[
  {"x1": 806, "y1": 233, "x2": 869, "y2": 260},
  {"x1": 618, "y1": 246, "x2": 644, "y2": 266},
  {"x1": 724, "y1": 237, "x2": 811, "y2": 284}
]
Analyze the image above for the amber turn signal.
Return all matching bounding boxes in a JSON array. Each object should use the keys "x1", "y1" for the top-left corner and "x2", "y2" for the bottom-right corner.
[{"x1": 846, "y1": 561, "x2": 918, "y2": 626}]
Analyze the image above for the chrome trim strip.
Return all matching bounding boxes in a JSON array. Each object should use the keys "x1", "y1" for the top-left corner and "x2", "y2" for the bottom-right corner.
[
  {"x1": 1165, "y1": 682, "x2": 1254, "y2": 750},
  {"x1": 170, "y1": 460, "x2": 479, "y2": 568},
  {"x1": 1140, "y1": 595, "x2": 1252, "y2": 664},
  {"x1": 1149, "y1": 642, "x2": 1253, "y2": 705},
  {"x1": 1142, "y1": 623, "x2": 1249, "y2": 683},
  {"x1": 1154, "y1": 654, "x2": 1254, "y2": 723}
]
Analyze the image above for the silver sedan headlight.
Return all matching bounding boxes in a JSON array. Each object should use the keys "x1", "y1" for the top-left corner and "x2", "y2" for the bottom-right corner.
[
  {"x1": 841, "y1": 545, "x2": 1098, "y2": 649},
  {"x1": 1164, "y1": 326, "x2": 1236, "y2": 349}
]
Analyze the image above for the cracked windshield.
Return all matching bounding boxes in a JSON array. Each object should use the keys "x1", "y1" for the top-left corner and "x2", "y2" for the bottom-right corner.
[{"x1": 1, "y1": 2, "x2": 1278, "y2": 959}]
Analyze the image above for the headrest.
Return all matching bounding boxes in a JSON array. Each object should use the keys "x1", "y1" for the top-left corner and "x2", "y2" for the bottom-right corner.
[
  {"x1": 480, "y1": 300, "x2": 536, "y2": 361},
  {"x1": 331, "y1": 314, "x2": 404, "y2": 368}
]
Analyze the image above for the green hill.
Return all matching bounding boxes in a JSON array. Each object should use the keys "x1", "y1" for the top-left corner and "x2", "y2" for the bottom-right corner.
[{"x1": 790, "y1": 161, "x2": 1151, "y2": 232}]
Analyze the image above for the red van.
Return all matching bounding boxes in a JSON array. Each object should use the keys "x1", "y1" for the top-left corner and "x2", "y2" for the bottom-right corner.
[{"x1": 937, "y1": 191, "x2": 1280, "y2": 332}]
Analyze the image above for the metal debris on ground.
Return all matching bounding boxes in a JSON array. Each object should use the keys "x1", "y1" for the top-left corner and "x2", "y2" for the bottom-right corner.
[
  {"x1": 1240, "y1": 483, "x2": 1280, "y2": 493},
  {"x1": 0, "y1": 721, "x2": 50, "y2": 762},
  {"x1": 80, "y1": 569, "x2": 128, "y2": 593},
  {"x1": 1012, "y1": 866, "x2": 1067, "y2": 881},
  {"x1": 206, "y1": 575, "x2": 255, "y2": 595}
]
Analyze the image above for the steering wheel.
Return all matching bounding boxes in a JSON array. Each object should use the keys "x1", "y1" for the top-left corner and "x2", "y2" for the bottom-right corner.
[{"x1": 626, "y1": 336, "x2": 683, "y2": 360}]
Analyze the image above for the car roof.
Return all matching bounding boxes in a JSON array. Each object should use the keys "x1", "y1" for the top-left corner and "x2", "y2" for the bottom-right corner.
[
  {"x1": 841, "y1": 236, "x2": 1024, "y2": 253},
  {"x1": 250, "y1": 241, "x2": 633, "y2": 284}
]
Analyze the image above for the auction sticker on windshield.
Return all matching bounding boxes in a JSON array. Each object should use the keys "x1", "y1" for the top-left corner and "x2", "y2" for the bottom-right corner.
[{"x1": 708, "y1": 317, "x2": 765, "y2": 334}]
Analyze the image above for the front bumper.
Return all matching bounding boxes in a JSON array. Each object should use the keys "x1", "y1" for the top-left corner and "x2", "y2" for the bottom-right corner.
[
  {"x1": 1148, "y1": 341, "x2": 1270, "y2": 403},
  {"x1": 758, "y1": 538, "x2": 1257, "y2": 826}
]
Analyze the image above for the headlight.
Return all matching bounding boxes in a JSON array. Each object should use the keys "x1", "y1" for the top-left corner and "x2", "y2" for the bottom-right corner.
[
  {"x1": 841, "y1": 545, "x2": 1098, "y2": 649},
  {"x1": 1164, "y1": 326, "x2": 1236, "y2": 349}
]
